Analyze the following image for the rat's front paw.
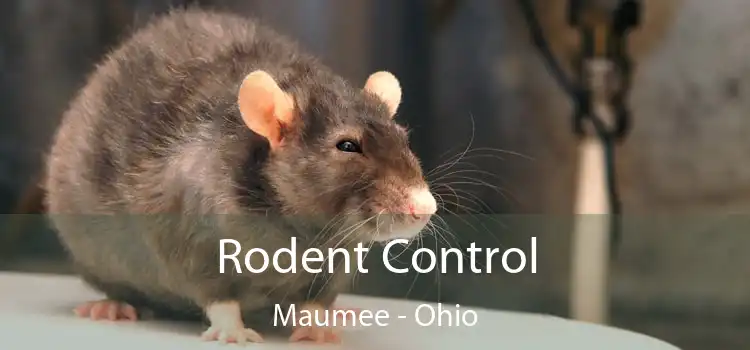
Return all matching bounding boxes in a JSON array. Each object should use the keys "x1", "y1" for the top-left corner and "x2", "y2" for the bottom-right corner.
[
  {"x1": 289, "y1": 304, "x2": 343, "y2": 344},
  {"x1": 289, "y1": 324, "x2": 342, "y2": 344},
  {"x1": 73, "y1": 299, "x2": 137, "y2": 321},
  {"x1": 201, "y1": 325, "x2": 264, "y2": 345}
]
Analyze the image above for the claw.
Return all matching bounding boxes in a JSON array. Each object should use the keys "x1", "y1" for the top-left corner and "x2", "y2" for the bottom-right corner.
[
  {"x1": 201, "y1": 326, "x2": 264, "y2": 344},
  {"x1": 73, "y1": 300, "x2": 137, "y2": 321},
  {"x1": 289, "y1": 304, "x2": 344, "y2": 344},
  {"x1": 289, "y1": 325, "x2": 341, "y2": 344}
]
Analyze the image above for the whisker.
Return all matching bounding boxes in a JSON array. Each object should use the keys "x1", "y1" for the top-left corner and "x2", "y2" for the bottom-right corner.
[
  {"x1": 425, "y1": 113, "x2": 477, "y2": 178},
  {"x1": 308, "y1": 214, "x2": 377, "y2": 300}
]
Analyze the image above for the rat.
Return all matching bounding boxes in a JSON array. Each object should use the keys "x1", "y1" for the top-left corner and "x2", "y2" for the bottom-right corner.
[{"x1": 43, "y1": 8, "x2": 438, "y2": 345}]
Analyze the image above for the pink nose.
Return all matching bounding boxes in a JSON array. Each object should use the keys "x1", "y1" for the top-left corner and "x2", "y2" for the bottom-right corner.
[{"x1": 407, "y1": 187, "x2": 437, "y2": 219}]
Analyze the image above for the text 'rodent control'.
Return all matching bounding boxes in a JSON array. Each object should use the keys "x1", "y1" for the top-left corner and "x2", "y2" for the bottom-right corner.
[{"x1": 219, "y1": 237, "x2": 537, "y2": 275}]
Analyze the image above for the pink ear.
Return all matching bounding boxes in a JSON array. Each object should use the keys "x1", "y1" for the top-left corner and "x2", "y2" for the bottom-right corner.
[
  {"x1": 364, "y1": 71, "x2": 402, "y2": 118},
  {"x1": 237, "y1": 70, "x2": 295, "y2": 149}
]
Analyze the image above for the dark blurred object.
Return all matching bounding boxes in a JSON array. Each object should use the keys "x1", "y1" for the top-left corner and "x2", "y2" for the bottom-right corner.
[
  {"x1": 568, "y1": 0, "x2": 630, "y2": 25},
  {"x1": 568, "y1": 0, "x2": 640, "y2": 256},
  {"x1": 517, "y1": 0, "x2": 641, "y2": 257},
  {"x1": 1, "y1": 173, "x2": 45, "y2": 261},
  {"x1": 569, "y1": 0, "x2": 640, "y2": 140},
  {"x1": 432, "y1": 0, "x2": 461, "y2": 32}
]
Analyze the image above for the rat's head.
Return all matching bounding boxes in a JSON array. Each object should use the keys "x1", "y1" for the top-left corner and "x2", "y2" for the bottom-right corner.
[{"x1": 237, "y1": 69, "x2": 437, "y2": 244}]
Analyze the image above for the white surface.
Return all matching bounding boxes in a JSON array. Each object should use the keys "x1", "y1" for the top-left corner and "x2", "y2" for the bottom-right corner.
[{"x1": 0, "y1": 272, "x2": 680, "y2": 350}]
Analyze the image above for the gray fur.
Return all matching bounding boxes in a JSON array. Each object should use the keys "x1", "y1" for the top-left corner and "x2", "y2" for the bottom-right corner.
[{"x1": 43, "y1": 8, "x2": 429, "y2": 334}]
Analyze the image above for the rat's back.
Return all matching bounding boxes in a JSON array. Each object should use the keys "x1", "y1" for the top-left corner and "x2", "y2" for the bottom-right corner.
[{"x1": 46, "y1": 9, "x2": 308, "y2": 215}]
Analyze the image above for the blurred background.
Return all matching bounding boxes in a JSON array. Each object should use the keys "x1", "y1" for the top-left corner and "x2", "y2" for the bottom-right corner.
[{"x1": 0, "y1": 0, "x2": 747, "y2": 349}]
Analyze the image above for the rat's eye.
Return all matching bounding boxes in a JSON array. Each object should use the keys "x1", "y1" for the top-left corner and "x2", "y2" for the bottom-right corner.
[{"x1": 336, "y1": 140, "x2": 362, "y2": 153}]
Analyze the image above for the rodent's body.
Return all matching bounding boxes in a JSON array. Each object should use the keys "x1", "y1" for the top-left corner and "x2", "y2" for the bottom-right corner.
[{"x1": 45, "y1": 9, "x2": 437, "y2": 341}]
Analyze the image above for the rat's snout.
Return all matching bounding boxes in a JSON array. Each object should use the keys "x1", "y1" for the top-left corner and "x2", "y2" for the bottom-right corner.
[
  {"x1": 367, "y1": 185, "x2": 437, "y2": 242},
  {"x1": 405, "y1": 187, "x2": 437, "y2": 221}
]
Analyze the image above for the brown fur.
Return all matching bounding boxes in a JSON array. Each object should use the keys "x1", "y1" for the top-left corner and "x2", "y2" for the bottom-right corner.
[{"x1": 43, "y1": 8, "x2": 431, "y2": 334}]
